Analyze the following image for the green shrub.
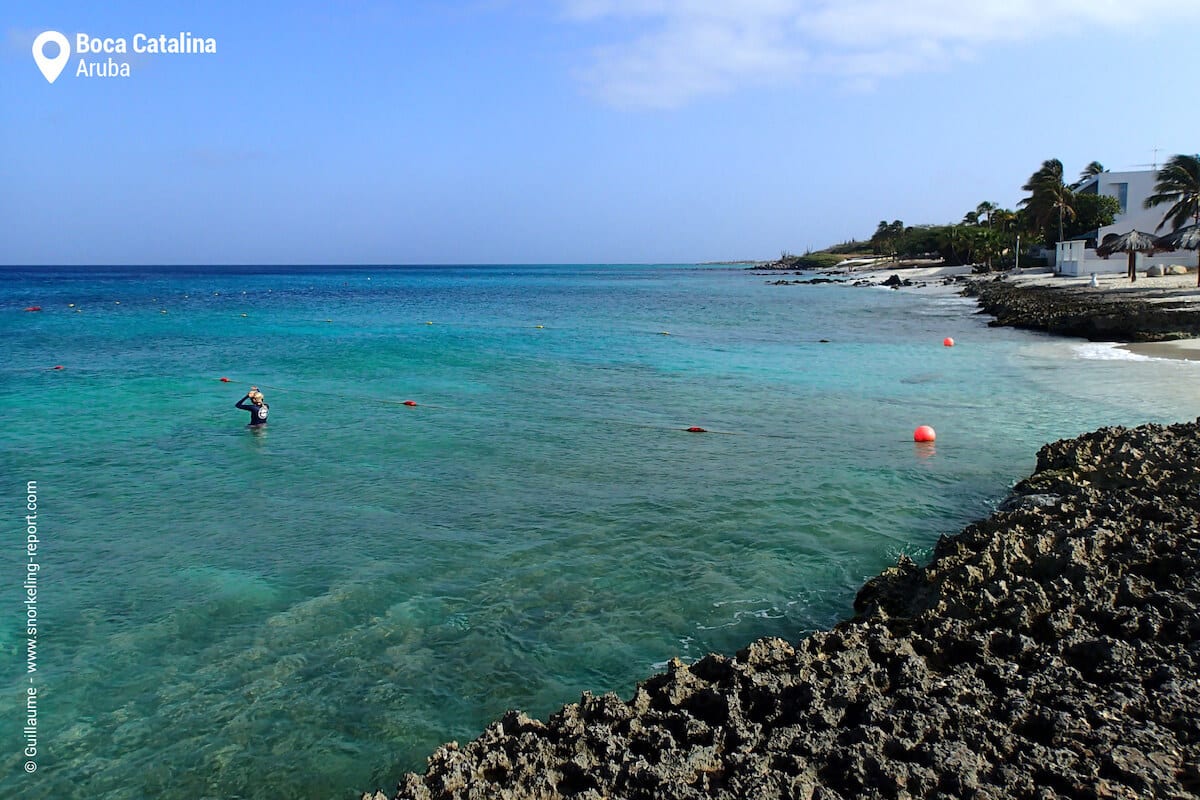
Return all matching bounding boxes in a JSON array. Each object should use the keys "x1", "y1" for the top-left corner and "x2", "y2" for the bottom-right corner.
[{"x1": 789, "y1": 252, "x2": 843, "y2": 270}]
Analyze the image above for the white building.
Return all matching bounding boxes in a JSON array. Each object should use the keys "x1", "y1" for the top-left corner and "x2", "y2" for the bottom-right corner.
[{"x1": 1055, "y1": 168, "x2": 1194, "y2": 276}]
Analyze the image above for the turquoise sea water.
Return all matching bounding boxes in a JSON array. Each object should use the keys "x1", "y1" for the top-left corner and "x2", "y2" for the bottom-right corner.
[{"x1": 1, "y1": 264, "x2": 1197, "y2": 799}]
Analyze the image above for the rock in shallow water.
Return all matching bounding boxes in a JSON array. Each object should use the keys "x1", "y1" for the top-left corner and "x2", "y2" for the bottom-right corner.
[{"x1": 364, "y1": 419, "x2": 1200, "y2": 800}]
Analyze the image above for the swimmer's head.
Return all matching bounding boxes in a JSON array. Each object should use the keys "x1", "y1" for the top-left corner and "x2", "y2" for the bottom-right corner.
[{"x1": 249, "y1": 391, "x2": 264, "y2": 405}]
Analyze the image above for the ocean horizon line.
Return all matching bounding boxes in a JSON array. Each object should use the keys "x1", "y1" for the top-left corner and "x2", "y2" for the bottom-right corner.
[{"x1": 1, "y1": 261, "x2": 762, "y2": 270}]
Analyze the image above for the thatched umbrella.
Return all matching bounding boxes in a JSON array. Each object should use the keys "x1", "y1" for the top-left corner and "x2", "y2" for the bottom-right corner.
[
  {"x1": 1155, "y1": 224, "x2": 1200, "y2": 286},
  {"x1": 1095, "y1": 230, "x2": 1163, "y2": 283}
]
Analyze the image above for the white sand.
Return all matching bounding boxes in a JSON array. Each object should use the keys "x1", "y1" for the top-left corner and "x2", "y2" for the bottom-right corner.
[
  {"x1": 1004, "y1": 266, "x2": 1200, "y2": 305},
  {"x1": 829, "y1": 262, "x2": 979, "y2": 297}
]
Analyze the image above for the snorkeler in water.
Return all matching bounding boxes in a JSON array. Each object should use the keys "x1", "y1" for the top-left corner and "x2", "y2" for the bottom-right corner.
[{"x1": 235, "y1": 386, "x2": 269, "y2": 426}]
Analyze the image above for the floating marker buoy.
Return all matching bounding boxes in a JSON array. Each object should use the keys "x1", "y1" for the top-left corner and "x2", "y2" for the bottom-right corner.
[
  {"x1": 24, "y1": 306, "x2": 42, "y2": 312},
  {"x1": 51, "y1": 365, "x2": 64, "y2": 370},
  {"x1": 325, "y1": 319, "x2": 332, "y2": 322},
  {"x1": 241, "y1": 313, "x2": 248, "y2": 318},
  {"x1": 913, "y1": 425, "x2": 936, "y2": 442},
  {"x1": 160, "y1": 310, "x2": 167, "y2": 314},
  {"x1": 819, "y1": 338, "x2": 830, "y2": 343},
  {"x1": 68, "y1": 303, "x2": 75, "y2": 308},
  {"x1": 660, "y1": 331, "x2": 670, "y2": 336},
  {"x1": 943, "y1": 337, "x2": 955, "y2": 347},
  {"x1": 426, "y1": 321, "x2": 433, "y2": 325},
  {"x1": 535, "y1": 325, "x2": 544, "y2": 329},
  {"x1": 686, "y1": 426, "x2": 707, "y2": 433},
  {"x1": 403, "y1": 400, "x2": 418, "y2": 407},
  {"x1": 114, "y1": 301, "x2": 120, "y2": 304},
  {"x1": 220, "y1": 377, "x2": 231, "y2": 383}
]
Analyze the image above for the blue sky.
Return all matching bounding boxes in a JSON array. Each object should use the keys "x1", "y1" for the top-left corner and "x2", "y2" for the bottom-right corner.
[{"x1": 3, "y1": 1, "x2": 1198, "y2": 264}]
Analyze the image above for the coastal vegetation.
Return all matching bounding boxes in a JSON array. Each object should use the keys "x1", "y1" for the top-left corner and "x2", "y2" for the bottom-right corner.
[
  {"x1": 775, "y1": 251, "x2": 844, "y2": 270},
  {"x1": 784, "y1": 156, "x2": 1200, "y2": 272},
  {"x1": 851, "y1": 158, "x2": 1123, "y2": 271}
]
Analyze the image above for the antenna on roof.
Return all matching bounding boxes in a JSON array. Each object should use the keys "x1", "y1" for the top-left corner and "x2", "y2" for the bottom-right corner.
[{"x1": 1130, "y1": 147, "x2": 1162, "y2": 172}]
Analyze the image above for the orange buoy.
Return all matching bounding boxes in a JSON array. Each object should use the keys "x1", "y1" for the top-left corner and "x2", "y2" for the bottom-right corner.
[
  {"x1": 943, "y1": 337, "x2": 955, "y2": 347},
  {"x1": 913, "y1": 425, "x2": 936, "y2": 442},
  {"x1": 51, "y1": 365, "x2": 64, "y2": 370},
  {"x1": 403, "y1": 400, "x2": 418, "y2": 407},
  {"x1": 686, "y1": 426, "x2": 707, "y2": 433},
  {"x1": 219, "y1": 377, "x2": 231, "y2": 383},
  {"x1": 24, "y1": 306, "x2": 42, "y2": 312}
]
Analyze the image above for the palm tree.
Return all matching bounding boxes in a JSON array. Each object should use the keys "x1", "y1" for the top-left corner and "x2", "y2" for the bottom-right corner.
[
  {"x1": 976, "y1": 201, "x2": 997, "y2": 229},
  {"x1": 871, "y1": 220, "x2": 905, "y2": 260},
  {"x1": 941, "y1": 226, "x2": 969, "y2": 265},
  {"x1": 1145, "y1": 154, "x2": 1200, "y2": 231},
  {"x1": 1020, "y1": 159, "x2": 1075, "y2": 245},
  {"x1": 1073, "y1": 161, "x2": 1105, "y2": 188},
  {"x1": 1145, "y1": 154, "x2": 1200, "y2": 284},
  {"x1": 969, "y1": 202, "x2": 998, "y2": 268},
  {"x1": 991, "y1": 208, "x2": 1017, "y2": 233}
]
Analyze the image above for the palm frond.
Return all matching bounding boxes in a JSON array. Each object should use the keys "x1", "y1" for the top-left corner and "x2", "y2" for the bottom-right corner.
[{"x1": 1145, "y1": 154, "x2": 1200, "y2": 231}]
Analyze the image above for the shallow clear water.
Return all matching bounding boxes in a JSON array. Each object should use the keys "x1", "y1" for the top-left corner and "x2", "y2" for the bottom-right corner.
[{"x1": 1, "y1": 264, "x2": 1196, "y2": 799}]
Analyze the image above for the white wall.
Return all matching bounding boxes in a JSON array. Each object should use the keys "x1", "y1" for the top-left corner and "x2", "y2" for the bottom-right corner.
[
  {"x1": 1037, "y1": 170, "x2": 1194, "y2": 277},
  {"x1": 1096, "y1": 169, "x2": 1182, "y2": 237},
  {"x1": 1056, "y1": 240, "x2": 1132, "y2": 276}
]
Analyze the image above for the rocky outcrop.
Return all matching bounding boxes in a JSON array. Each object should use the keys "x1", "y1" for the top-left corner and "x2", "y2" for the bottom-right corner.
[
  {"x1": 964, "y1": 277, "x2": 1200, "y2": 342},
  {"x1": 365, "y1": 420, "x2": 1200, "y2": 800}
]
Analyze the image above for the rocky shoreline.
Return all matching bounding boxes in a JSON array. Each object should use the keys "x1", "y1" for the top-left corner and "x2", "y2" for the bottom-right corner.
[
  {"x1": 365, "y1": 420, "x2": 1200, "y2": 799},
  {"x1": 964, "y1": 276, "x2": 1200, "y2": 342}
]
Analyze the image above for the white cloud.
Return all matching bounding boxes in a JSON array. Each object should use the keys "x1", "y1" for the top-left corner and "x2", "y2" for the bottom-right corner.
[{"x1": 562, "y1": 0, "x2": 1196, "y2": 108}]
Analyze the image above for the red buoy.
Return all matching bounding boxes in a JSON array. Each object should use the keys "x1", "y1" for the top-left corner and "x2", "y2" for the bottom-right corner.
[
  {"x1": 943, "y1": 337, "x2": 955, "y2": 347},
  {"x1": 51, "y1": 365, "x2": 64, "y2": 370},
  {"x1": 24, "y1": 306, "x2": 42, "y2": 312},
  {"x1": 403, "y1": 400, "x2": 418, "y2": 407},
  {"x1": 219, "y1": 377, "x2": 231, "y2": 383},
  {"x1": 686, "y1": 426, "x2": 707, "y2": 433},
  {"x1": 913, "y1": 425, "x2": 936, "y2": 442}
]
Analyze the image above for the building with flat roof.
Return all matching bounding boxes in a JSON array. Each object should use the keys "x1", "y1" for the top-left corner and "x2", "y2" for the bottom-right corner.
[{"x1": 1056, "y1": 169, "x2": 1193, "y2": 276}]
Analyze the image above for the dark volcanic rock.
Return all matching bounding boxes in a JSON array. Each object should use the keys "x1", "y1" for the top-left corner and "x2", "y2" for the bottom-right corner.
[
  {"x1": 365, "y1": 421, "x2": 1200, "y2": 800},
  {"x1": 964, "y1": 277, "x2": 1200, "y2": 342},
  {"x1": 767, "y1": 278, "x2": 842, "y2": 286}
]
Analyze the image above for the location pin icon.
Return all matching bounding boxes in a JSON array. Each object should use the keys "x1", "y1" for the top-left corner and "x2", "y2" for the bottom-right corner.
[{"x1": 32, "y1": 31, "x2": 70, "y2": 84}]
